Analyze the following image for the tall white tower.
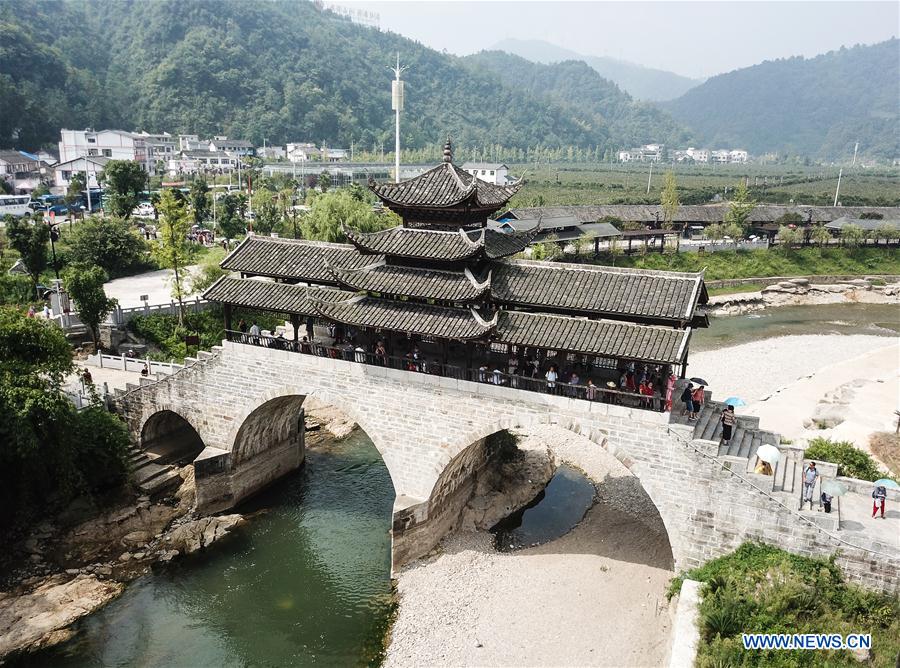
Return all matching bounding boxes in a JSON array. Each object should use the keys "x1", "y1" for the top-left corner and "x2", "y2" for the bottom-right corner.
[{"x1": 390, "y1": 53, "x2": 408, "y2": 183}]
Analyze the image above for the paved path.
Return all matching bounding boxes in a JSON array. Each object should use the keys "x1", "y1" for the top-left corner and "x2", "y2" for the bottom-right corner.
[
  {"x1": 104, "y1": 266, "x2": 200, "y2": 308},
  {"x1": 65, "y1": 366, "x2": 142, "y2": 396},
  {"x1": 834, "y1": 490, "x2": 899, "y2": 551}
]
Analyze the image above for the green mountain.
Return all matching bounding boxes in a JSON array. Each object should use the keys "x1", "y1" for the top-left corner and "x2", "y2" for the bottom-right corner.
[
  {"x1": 0, "y1": 0, "x2": 690, "y2": 155},
  {"x1": 463, "y1": 51, "x2": 691, "y2": 150},
  {"x1": 664, "y1": 39, "x2": 900, "y2": 161},
  {"x1": 491, "y1": 38, "x2": 702, "y2": 102}
]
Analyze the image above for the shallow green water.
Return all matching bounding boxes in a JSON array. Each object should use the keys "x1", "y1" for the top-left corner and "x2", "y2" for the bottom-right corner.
[
  {"x1": 24, "y1": 431, "x2": 395, "y2": 668},
  {"x1": 693, "y1": 303, "x2": 900, "y2": 351},
  {"x1": 492, "y1": 465, "x2": 595, "y2": 551}
]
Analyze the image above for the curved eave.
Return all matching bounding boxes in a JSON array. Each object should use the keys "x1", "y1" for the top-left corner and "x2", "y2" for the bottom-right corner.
[
  {"x1": 344, "y1": 226, "x2": 484, "y2": 262},
  {"x1": 327, "y1": 263, "x2": 491, "y2": 302}
]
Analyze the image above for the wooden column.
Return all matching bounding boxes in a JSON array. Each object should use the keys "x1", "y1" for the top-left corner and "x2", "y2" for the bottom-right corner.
[
  {"x1": 594, "y1": 237, "x2": 600, "y2": 256},
  {"x1": 290, "y1": 314, "x2": 299, "y2": 341},
  {"x1": 223, "y1": 303, "x2": 233, "y2": 334}
]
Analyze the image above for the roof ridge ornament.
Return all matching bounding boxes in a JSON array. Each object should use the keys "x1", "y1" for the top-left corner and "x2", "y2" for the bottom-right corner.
[
  {"x1": 470, "y1": 307, "x2": 499, "y2": 329},
  {"x1": 464, "y1": 266, "x2": 492, "y2": 292},
  {"x1": 442, "y1": 136, "x2": 452, "y2": 163},
  {"x1": 458, "y1": 227, "x2": 482, "y2": 249}
]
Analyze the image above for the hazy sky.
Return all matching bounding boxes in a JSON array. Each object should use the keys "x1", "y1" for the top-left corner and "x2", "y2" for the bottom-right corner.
[{"x1": 349, "y1": 1, "x2": 899, "y2": 79}]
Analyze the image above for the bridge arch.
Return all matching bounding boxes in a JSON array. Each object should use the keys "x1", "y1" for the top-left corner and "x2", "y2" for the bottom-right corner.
[
  {"x1": 425, "y1": 417, "x2": 679, "y2": 567},
  {"x1": 223, "y1": 385, "x2": 402, "y2": 497},
  {"x1": 140, "y1": 408, "x2": 206, "y2": 464}
]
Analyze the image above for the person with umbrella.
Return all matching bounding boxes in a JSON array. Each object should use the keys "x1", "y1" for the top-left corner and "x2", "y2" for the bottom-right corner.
[{"x1": 872, "y1": 483, "x2": 889, "y2": 519}]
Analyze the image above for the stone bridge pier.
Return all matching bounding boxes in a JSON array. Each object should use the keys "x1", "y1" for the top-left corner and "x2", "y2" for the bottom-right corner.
[{"x1": 114, "y1": 341, "x2": 900, "y2": 590}]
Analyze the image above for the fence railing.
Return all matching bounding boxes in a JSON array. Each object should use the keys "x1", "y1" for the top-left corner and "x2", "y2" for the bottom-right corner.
[
  {"x1": 85, "y1": 352, "x2": 183, "y2": 375},
  {"x1": 108, "y1": 296, "x2": 211, "y2": 326},
  {"x1": 225, "y1": 330, "x2": 666, "y2": 412}
]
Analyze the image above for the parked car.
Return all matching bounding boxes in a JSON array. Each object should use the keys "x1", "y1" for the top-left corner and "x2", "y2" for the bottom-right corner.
[{"x1": 132, "y1": 202, "x2": 155, "y2": 218}]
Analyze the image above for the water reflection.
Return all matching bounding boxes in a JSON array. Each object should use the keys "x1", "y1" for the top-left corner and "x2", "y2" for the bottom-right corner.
[{"x1": 24, "y1": 430, "x2": 395, "y2": 668}]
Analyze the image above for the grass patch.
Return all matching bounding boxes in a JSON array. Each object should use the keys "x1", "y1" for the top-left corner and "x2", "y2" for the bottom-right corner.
[
  {"x1": 670, "y1": 543, "x2": 900, "y2": 667},
  {"x1": 573, "y1": 247, "x2": 900, "y2": 281},
  {"x1": 805, "y1": 437, "x2": 885, "y2": 481},
  {"x1": 868, "y1": 432, "x2": 900, "y2": 479}
]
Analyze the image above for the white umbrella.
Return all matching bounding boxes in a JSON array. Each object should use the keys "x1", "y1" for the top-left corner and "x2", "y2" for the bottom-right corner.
[
  {"x1": 756, "y1": 444, "x2": 781, "y2": 465},
  {"x1": 822, "y1": 480, "x2": 848, "y2": 497}
]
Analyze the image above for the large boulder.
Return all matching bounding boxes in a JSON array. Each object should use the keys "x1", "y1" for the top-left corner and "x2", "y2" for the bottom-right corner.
[{"x1": 162, "y1": 515, "x2": 245, "y2": 555}]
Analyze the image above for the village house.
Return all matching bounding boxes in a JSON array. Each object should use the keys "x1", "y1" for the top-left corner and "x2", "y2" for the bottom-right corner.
[
  {"x1": 208, "y1": 136, "x2": 255, "y2": 156},
  {"x1": 58, "y1": 129, "x2": 154, "y2": 172},
  {"x1": 461, "y1": 162, "x2": 510, "y2": 185},
  {"x1": 53, "y1": 155, "x2": 109, "y2": 191},
  {"x1": 257, "y1": 145, "x2": 286, "y2": 160},
  {"x1": 286, "y1": 142, "x2": 318, "y2": 162}
]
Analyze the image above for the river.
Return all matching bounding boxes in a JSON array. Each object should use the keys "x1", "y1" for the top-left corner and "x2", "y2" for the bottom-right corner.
[{"x1": 23, "y1": 431, "x2": 395, "y2": 667}]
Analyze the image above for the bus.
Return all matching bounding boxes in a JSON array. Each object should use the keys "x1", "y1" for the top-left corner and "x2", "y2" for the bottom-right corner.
[{"x1": 0, "y1": 194, "x2": 31, "y2": 217}]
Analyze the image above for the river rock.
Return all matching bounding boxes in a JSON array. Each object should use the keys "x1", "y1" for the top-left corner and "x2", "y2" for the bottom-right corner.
[
  {"x1": 0, "y1": 574, "x2": 123, "y2": 657},
  {"x1": 162, "y1": 514, "x2": 246, "y2": 555},
  {"x1": 64, "y1": 502, "x2": 181, "y2": 563},
  {"x1": 809, "y1": 403, "x2": 848, "y2": 429},
  {"x1": 121, "y1": 531, "x2": 151, "y2": 548},
  {"x1": 788, "y1": 278, "x2": 810, "y2": 286}
]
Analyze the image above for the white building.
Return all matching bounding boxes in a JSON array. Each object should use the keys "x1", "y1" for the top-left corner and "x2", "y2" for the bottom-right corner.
[
  {"x1": 167, "y1": 150, "x2": 238, "y2": 175},
  {"x1": 710, "y1": 150, "x2": 731, "y2": 164},
  {"x1": 257, "y1": 145, "x2": 285, "y2": 160},
  {"x1": 178, "y1": 134, "x2": 204, "y2": 151},
  {"x1": 287, "y1": 143, "x2": 318, "y2": 163},
  {"x1": 136, "y1": 131, "x2": 177, "y2": 165},
  {"x1": 461, "y1": 162, "x2": 510, "y2": 185},
  {"x1": 53, "y1": 156, "x2": 109, "y2": 190},
  {"x1": 729, "y1": 149, "x2": 749, "y2": 164},
  {"x1": 58, "y1": 129, "x2": 153, "y2": 171},
  {"x1": 685, "y1": 147, "x2": 710, "y2": 163},
  {"x1": 322, "y1": 147, "x2": 349, "y2": 162},
  {"x1": 208, "y1": 136, "x2": 254, "y2": 156},
  {"x1": 617, "y1": 144, "x2": 665, "y2": 163}
]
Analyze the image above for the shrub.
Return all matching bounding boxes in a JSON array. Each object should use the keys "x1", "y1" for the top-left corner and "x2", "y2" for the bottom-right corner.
[{"x1": 805, "y1": 437, "x2": 884, "y2": 481}]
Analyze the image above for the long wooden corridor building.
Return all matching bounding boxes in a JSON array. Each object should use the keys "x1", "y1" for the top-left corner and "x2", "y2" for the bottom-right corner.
[{"x1": 203, "y1": 141, "x2": 708, "y2": 400}]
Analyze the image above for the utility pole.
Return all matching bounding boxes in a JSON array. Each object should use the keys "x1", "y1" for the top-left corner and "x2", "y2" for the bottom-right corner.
[
  {"x1": 390, "y1": 52, "x2": 408, "y2": 184},
  {"x1": 646, "y1": 160, "x2": 653, "y2": 195},
  {"x1": 851, "y1": 142, "x2": 859, "y2": 167},
  {"x1": 833, "y1": 167, "x2": 843, "y2": 207}
]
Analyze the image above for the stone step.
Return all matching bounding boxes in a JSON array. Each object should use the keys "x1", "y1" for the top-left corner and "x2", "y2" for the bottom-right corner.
[
  {"x1": 725, "y1": 428, "x2": 745, "y2": 457},
  {"x1": 736, "y1": 431, "x2": 754, "y2": 459},
  {"x1": 183, "y1": 356, "x2": 198, "y2": 365},
  {"x1": 197, "y1": 350, "x2": 214, "y2": 360},
  {"x1": 783, "y1": 457, "x2": 796, "y2": 495},
  {"x1": 132, "y1": 461, "x2": 172, "y2": 485},
  {"x1": 137, "y1": 468, "x2": 182, "y2": 496}
]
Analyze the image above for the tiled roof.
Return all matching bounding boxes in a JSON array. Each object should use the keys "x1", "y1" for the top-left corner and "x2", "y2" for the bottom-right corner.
[
  {"x1": 202, "y1": 277, "x2": 351, "y2": 315},
  {"x1": 370, "y1": 161, "x2": 519, "y2": 209},
  {"x1": 220, "y1": 236, "x2": 376, "y2": 283},
  {"x1": 328, "y1": 260, "x2": 490, "y2": 301},
  {"x1": 491, "y1": 260, "x2": 705, "y2": 322},
  {"x1": 496, "y1": 311, "x2": 690, "y2": 365},
  {"x1": 345, "y1": 226, "x2": 535, "y2": 261},
  {"x1": 313, "y1": 295, "x2": 494, "y2": 340}
]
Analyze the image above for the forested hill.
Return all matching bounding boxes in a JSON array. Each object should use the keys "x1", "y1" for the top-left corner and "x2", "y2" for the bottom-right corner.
[
  {"x1": 462, "y1": 51, "x2": 691, "y2": 153},
  {"x1": 0, "y1": 0, "x2": 690, "y2": 154},
  {"x1": 490, "y1": 38, "x2": 702, "y2": 102},
  {"x1": 664, "y1": 39, "x2": 900, "y2": 161}
]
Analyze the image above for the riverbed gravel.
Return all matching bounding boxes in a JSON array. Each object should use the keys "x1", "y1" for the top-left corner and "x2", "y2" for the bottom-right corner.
[{"x1": 385, "y1": 425, "x2": 674, "y2": 667}]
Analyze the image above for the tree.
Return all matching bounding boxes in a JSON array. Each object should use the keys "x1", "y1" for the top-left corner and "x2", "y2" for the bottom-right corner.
[
  {"x1": 100, "y1": 160, "x2": 147, "y2": 219},
  {"x1": 874, "y1": 222, "x2": 899, "y2": 245},
  {"x1": 705, "y1": 223, "x2": 725, "y2": 244},
  {"x1": 63, "y1": 265, "x2": 116, "y2": 351},
  {"x1": 318, "y1": 171, "x2": 332, "y2": 193},
  {"x1": 301, "y1": 190, "x2": 398, "y2": 242},
  {"x1": 777, "y1": 225, "x2": 803, "y2": 247},
  {"x1": 722, "y1": 223, "x2": 744, "y2": 241},
  {"x1": 68, "y1": 217, "x2": 149, "y2": 277},
  {"x1": 660, "y1": 171, "x2": 680, "y2": 230},
  {"x1": 153, "y1": 190, "x2": 193, "y2": 325},
  {"x1": 6, "y1": 217, "x2": 48, "y2": 290},
  {"x1": 253, "y1": 196, "x2": 281, "y2": 236},
  {"x1": 66, "y1": 171, "x2": 87, "y2": 206},
  {"x1": 809, "y1": 224, "x2": 832, "y2": 248},
  {"x1": 218, "y1": 193, "x2": 247, "y2": 240},
  {"x1": 724, "y1": 182, "x2": 755, "y2": 233},
  {"x1": 190, "y1": 178, "x2": 211, "y2": 226},
  {"x1": 840, "y1": 224, "x2": 865, "y2": 247}
]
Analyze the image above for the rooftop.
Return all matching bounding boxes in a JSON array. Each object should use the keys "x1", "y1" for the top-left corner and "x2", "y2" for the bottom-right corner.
[{"x1": 345, "y1": 225, "x2": 537, "y2": 261}]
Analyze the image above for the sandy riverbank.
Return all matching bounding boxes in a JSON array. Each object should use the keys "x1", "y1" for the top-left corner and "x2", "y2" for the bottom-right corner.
[{"x1": 386, "y1": 426, "x2": 674, "y2": 668}]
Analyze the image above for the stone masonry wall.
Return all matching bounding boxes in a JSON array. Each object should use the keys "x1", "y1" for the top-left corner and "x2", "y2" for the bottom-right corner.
[{"x1": 115, "y1": 341, "x2": 900, "y2": 590}]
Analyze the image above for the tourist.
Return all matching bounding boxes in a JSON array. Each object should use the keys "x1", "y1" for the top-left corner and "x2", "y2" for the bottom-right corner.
[
  {"x1": 26, "y1": 305, "x2": 35, "y2": 318},
  {"x1": 529, "y1": 357, "x2": 540, "y2": 378},
  {"x1": 821, "y1": 491, "x2": 833, "y2": 514},
  {"x1": 141, "y1": 362, "x2": 150, "y2": 377},
  {"x1": 545, "y1": 365, "x2": 558, "y2": 394},
  {"x1": 720, "y1": 405, "x2": 736, "y2": 444},
  {"x1": 374, "y1": 340, "x2": 387, "y2": 366},
  {"x1": 82, "y1": 368, "x2": 93, "y2": 385},
  {"x1": 42, "y1": 303, "x2": 51, "y2": 319},
  {"x1": 569, "y1": 371, "x2": 581, "y2": 386},
  {"x1": 478, "y1": 363, "x2": 488, "y2": 382},
  {"x1": 507, "y1": 353, "x2": 518, "y2": 377},
  {"x1": 238, "y1": 318, "x2": 247, "y2": 334},
  {"x1": 619, "y1": 371, "x2": 629, "y2": 392},
  {"x1": 680, "y1": 383, "x2": 695, "y2": 419},
  {"x1": 585, "y1": 378, "x2": 597, "y2": 401},
  {"x1": 801, "y1": 462, "x2": 818, "y2": 509},
  {"x1": 665, "y1": 372, "x2": 676, "y2": 411},
  {"x1": 300, "y1": 336, "x2": 312, "y2": 354},
  {"x1": 305, "y1": 317, "x2": 315, "y2": 341},
  {"x1": 492, "y1": 366, "x2": 503, "y2": 385},
  {"x1": 872, "y1": 484, "x2": 887, "y2": 519},
  {"x1": 652, "y1": 383, "x2": 662, "y2": 411},
  {"x1": 625, "y1": 370, "x2": 636, "y2": 392},
  {"x1": 354, "y1": 344, "x2": 366, "y2": 364},
  {"x1": 755, "y1": 458, "x2": 773, "y2": 476},
  {"x1": 692, "y1": 385, "x2": 705, "y2": 413},
  {"x1": 249, "y1": 321, "x2": 261, "y2": 344}
]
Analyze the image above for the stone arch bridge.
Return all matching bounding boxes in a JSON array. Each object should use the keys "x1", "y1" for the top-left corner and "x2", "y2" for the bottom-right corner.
[{"x1": 115, "y1": 339, "x2": 899, "y2": 588}]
